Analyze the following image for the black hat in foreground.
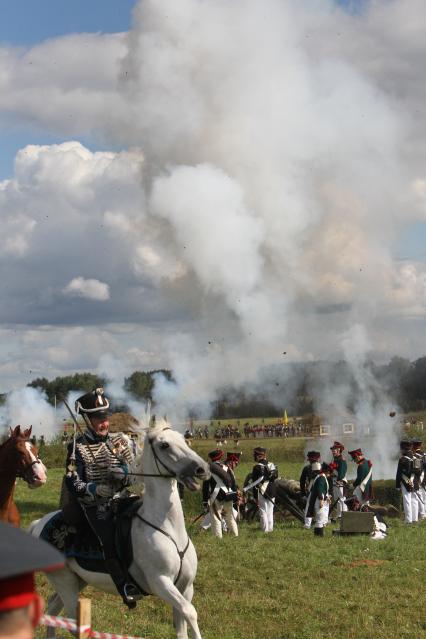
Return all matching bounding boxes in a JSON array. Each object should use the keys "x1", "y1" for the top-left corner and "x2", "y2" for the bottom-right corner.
[
  {"x1": 0, "y1": 522, "x2": 64, "y2": 612},
  {"x1": 75, "y1": 387, "x2": 110, "y2": 417}
]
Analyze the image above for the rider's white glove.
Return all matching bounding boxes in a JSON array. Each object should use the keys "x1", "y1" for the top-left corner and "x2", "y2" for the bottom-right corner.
[{"x1": 95, "y1": 484, "x2": 114, "y2": 498}]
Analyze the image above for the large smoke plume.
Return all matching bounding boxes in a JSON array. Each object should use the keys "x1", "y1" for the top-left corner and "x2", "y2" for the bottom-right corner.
[{"x1": 110, "y1": 0, "x2": 417, "y2": 475}]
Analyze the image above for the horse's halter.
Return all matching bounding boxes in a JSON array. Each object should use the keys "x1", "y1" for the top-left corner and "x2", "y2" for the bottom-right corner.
[
  {"x1": 16, "y1": 443, "x2": 44, "y2": 484},
  {"x1": 127, "y1": 428, "x2": 176, "y2": 479},
  {"x1": 147, "y1": 429, "x2": 177, "y2": 478}
]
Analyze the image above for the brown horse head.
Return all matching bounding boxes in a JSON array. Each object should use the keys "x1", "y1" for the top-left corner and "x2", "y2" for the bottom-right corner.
[{"x1": 3, "y1": 425, "x2": 47, "y2": 487}]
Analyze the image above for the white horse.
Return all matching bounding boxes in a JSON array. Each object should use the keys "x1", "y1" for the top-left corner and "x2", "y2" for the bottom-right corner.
[{"x1": 30, "y1": 419, "x2": 210, "y2": 639}]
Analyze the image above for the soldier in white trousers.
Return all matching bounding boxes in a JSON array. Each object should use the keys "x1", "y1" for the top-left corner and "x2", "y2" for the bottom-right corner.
[
  {"x1": 330, "y1": 441, "x2": 348, "y2": 519},
  {"x1": 202, "y1": 449, "x2": 239, "y2": 538},
  {"x1": 251, "y1": 447, "x2": 278, "y2": 533},
  {"x1": 306, "y1": 463, "x2": 332, "y2": 537},
  {"x1": 299, "y1": 451, "x2": 321, "y2": 529},
  {"x1": 396, "y1": 439, "x2": 418, "y2": 524},
  {"x1": 412, "y1": 438, "x2": 426, "y2": 520}
]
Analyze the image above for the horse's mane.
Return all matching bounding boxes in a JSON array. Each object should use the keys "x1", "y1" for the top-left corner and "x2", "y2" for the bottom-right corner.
[{"x1": 134, "y1": 403, "x2": 171, "y2": 437}]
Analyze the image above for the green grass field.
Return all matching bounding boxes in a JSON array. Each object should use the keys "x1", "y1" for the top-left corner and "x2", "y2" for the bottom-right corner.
[{"x1": 14, "y1": 437, "x2": 426, "y2": 639}]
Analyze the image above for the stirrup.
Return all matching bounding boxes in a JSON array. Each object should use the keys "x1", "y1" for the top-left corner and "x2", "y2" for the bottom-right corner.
[{"x1": 123, "y1": 583, "x2": 144, "y2": 602}]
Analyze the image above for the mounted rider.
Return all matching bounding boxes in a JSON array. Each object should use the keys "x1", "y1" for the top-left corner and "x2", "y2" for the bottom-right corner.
[{"x1": 62, "y1": 388, "x2": 141, "y2": 608}]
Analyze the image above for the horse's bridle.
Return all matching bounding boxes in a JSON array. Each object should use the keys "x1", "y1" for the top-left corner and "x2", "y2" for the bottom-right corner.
[
  {"x1": 17, "y1": 455, "x2": 42, "y2": 483},
  {"x1": 127, "y1": 428, "x2": 177, "y2": 479}
]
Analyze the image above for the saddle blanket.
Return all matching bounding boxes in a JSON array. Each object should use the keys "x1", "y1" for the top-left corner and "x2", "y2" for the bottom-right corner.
[
  {"x1": 40, "y1": 511, "x2": 106, "y2": 571},
  {"x1": 40, "y1": 497, "x2": 143, "y2": 574}
]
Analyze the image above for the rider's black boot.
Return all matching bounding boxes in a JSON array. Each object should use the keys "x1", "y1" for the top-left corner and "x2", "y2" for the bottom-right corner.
[{"x1": 105, "y1": 559, "x2": 142, "y2": 609}]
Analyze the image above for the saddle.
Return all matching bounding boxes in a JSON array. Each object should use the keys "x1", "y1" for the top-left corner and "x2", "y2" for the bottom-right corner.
[{"x1": 40, "y1": 496, "x2": 143, "y2": 575}]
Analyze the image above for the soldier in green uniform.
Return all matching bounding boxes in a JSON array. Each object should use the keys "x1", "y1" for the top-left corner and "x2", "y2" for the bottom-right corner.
[
  {"x1": 348, "y1": 448, "x2": 373, "y2": 509},
  {"x1": 306, "y1": 462, "x2": 332, "y2": 537},
  {"x1": 299, "y1": 451, "x2": 321, "y2": 529},
  {"x1": 62, "y1": 388, "x2": 141, "y2": 607},
  {"x1": 330, "y1": 441, "x2": 348, "y2": 518}
]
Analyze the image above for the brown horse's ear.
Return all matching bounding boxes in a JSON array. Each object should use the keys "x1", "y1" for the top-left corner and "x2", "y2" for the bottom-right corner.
[
  {"x1": 12, "y1": 425, "x2": 21, "y2": 437},
  {"x1": 23, "y1": 425, "x2": 32, "y2": 438}
]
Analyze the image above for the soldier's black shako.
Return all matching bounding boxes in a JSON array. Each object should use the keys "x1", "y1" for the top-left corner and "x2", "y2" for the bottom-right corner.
[{"x1": 75, "y1": 387, "x2": 110, "y2": 419}]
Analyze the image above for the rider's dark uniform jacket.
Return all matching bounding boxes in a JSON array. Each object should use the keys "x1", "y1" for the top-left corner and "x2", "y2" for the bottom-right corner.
[
  {"x1": 65, "y1": 429, "x2": 133, "y2": 501},
  {"x1": 251, "y1": 458, "x2": 277, "y2": 500},
  {"x1": 202, "y1": 461, "x2": 237, "y2": 505},
  {"x1": 396, "y1": 452, "x2": 414, "y2": 492}
]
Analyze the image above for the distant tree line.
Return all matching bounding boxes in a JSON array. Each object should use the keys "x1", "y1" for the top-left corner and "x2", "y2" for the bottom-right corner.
[
  {"x1": 27, "y1": 370, "x2": 173, "y2": 408},
  {"x1": 213, "y1": 356, "x2": 426, "y2": 418},
  {"x1": 24, "y1": 356, "x2": 426, "y2": 417}
]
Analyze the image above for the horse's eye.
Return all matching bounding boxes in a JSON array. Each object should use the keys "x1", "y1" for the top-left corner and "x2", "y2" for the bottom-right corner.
[{"x1": 159, "y1": 442, "x2": 170, "y2": 450}]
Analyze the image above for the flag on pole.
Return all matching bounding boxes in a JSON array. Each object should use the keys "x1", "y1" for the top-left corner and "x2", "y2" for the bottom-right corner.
[{"x1": 283, "y1": 410, "x2": 288, "y2": 425}]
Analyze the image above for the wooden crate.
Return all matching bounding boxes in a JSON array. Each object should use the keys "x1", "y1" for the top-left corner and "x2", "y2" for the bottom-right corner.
[{"x1": 340, "y1": 511, "x2": 375, "y2": 533}]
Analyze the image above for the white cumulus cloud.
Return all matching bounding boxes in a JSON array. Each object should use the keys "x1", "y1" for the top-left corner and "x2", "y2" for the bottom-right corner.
[{"x1": 63, "y1": 277, "x2": 110, "y2": 301}]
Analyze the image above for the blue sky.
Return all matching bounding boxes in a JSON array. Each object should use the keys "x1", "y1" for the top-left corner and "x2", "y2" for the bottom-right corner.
[
  {"x1": 0, "y1": 0, "x2": 137, "y2": 46},
  {"x1": 0, "y1": 0, "x2": 137, "y2": 180}
]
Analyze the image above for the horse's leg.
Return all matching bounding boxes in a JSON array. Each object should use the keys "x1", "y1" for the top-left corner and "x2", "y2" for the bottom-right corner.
[
  {"x1": 173, "y1": 605, "x2": 187, "y2": 639},
  {"x1": 46, "y1": 567, "x2": 84, "y2": 621},
  {"x1": 151, "y1": 577, "x2": 201, "y2": 639},
  {"x1": 46, "y1": 593, "x2": 63, "y2": 639},
  {"x1": 173, "y1": 583, "x2": 197, "y2": 639},
  {"x1": 48, "y1": 593, "x2": 63, "y2": 615}
]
